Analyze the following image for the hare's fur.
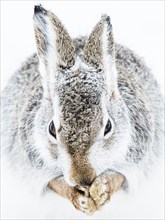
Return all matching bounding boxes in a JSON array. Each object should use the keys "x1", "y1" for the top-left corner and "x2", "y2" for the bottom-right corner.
[{"x1": 1, "y1": 5, "x2": 164, "y2": 206}]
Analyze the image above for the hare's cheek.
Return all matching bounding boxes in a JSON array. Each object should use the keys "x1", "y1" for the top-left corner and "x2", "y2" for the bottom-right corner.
[
  {"x1": 88, "y1": 143, "x2": 110, "y2": 176},
  {"x1": 47, "y1": 130, "x2": 57, "y2": 144}
]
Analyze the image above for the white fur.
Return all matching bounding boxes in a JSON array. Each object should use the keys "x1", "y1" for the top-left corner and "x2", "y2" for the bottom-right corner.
[
  {"x1": 46, "y1": 17, "x2": 59, "y2": 99},
  {"x1": 102, "y1": 22, "x2": 117, "y2": 93},
  {"x1": 34, "y1": 122, "x2": 57, "y2": 169},
  {"x1": 52, "y1": 94, "x2": 61, "y2": 132},
  {"x1": 39, "y1": 61, "x2": 49, "y2": 97},
  {"x1": 71, "y1": 56, "x2": 94, "y2": 72},
  {"x1": 58, "y1": 146, "x2": 76, "y2": 186},
  {"x1": 34, "y1": 14, "x2": 58, "y2": 99}
]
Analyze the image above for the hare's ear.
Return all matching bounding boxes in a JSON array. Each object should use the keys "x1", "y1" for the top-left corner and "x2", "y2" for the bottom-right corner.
[
  {"x1": 33, "y1": 5, "x2": 75, "y2": 94},
  {"x1": 84, "y1": 15, "x2": 117, "y2": 93}
]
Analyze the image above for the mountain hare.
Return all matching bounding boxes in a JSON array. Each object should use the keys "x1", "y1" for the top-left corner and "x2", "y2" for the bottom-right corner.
[{"x1": 1, "y1": 5, "x2": 164, "y2": 215}]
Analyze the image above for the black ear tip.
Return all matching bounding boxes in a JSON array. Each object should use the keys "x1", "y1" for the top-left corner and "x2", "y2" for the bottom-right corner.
[
  {"x1": 34, "y1": 4, "x2": 46, "y2": 14},
  {"x1": 101, "y1": 14, "x2": 111, "y2": 25},
  {"x1": 34, "y1": 5, "x2": 42, "y2": 13}
]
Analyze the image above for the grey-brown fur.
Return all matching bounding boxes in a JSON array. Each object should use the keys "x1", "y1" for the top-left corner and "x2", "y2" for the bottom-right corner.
[{"x1": 1, "y1": 5, "x2": 164, "y2": 214}]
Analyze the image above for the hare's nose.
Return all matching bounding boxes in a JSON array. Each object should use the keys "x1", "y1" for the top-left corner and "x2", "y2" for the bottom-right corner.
[
  {"x1": 79, "y1": 178, "x2": 93, "y2": 186},
  {"x1": 69, "y1": 163, "x2": 96, "y2": 187},
  {"x1": 73, "y1": 174, "x2": 96, "y2": 187}
]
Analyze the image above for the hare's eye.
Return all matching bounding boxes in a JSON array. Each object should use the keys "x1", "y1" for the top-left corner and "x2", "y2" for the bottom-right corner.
[
  {"x1": 49, "y1": 121, "x2": 56, "y2": 139},
  {"x1": 104, "y1": 119, "x2": 112, "y2": 136}
]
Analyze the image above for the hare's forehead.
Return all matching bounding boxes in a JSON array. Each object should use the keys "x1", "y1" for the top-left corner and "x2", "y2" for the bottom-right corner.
[
  {"x1": 56, "y1": 79, "x2": 104, "y2": 148},
  {"x1": 52, "y1": 71, "x2": 105, "y2": 146},
  {"x1": 57, "y1": 72, "x2": 104, "y2": 107}
]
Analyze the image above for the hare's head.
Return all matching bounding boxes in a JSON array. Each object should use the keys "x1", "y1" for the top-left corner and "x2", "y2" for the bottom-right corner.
[{"x1": 33, "y1": 5, "x2": 130, "y2": 187}]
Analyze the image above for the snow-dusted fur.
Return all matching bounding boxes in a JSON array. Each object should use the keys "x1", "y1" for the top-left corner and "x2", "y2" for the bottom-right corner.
[{"x1": 1, "y1": 5, "x2": 164, "y2": 218}]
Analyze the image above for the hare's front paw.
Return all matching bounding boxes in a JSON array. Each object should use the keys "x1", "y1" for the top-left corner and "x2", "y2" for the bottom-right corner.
[
  {"x1": 89, "y1": 173, "x2": 111, "y2": 210},
  {"x1": 71, "y1": 189, "x2": 96, "y2": 215}
]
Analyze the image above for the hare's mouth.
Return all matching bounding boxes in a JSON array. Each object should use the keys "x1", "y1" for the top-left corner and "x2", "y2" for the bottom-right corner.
[{"x1": 75, "y1": 185, "x2": 89, "y2": 197}]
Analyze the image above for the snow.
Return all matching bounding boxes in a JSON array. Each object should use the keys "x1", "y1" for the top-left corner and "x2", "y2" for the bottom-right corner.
[{"x1": 1, "y1": 1, "x2": 164, "y2": 219}]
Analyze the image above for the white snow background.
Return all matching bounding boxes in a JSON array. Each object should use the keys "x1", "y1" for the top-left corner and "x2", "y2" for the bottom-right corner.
[{"x1": 1, "y1": 1, "x2": 164, "y2": 219}]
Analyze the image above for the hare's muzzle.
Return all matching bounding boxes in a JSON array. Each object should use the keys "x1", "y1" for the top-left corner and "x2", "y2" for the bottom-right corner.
[
  {"x1": 69, "y1": 164, "x2": 96, "y2": 188},
  {"x1": 75, "y1": 185, "x2": 90, "y2": 197}
]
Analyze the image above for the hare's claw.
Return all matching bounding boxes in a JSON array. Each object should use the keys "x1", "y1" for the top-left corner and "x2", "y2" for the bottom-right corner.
[
  {"x1": 89, "y1": 173, "x2": 111, "y2": 209},
  {"x1": 71, "y1": 190, "x2": 96, "y2": 215}
]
